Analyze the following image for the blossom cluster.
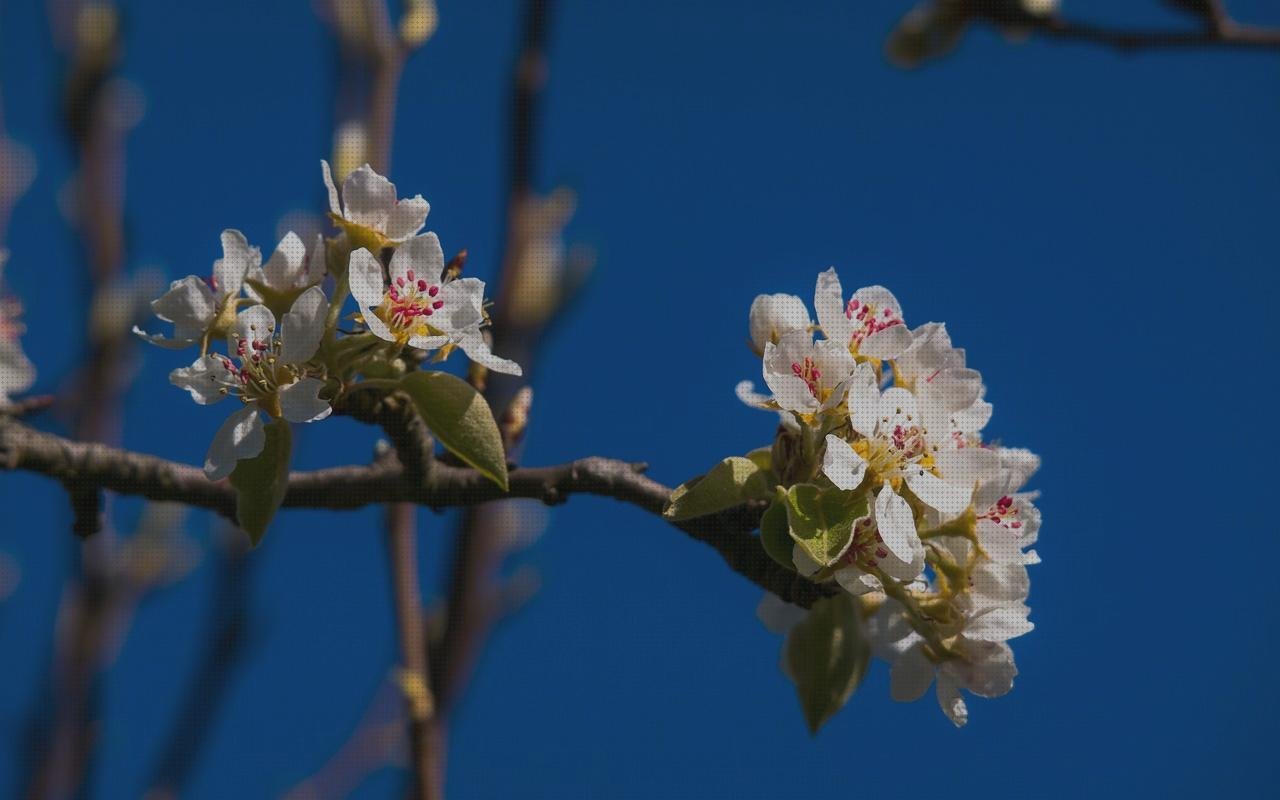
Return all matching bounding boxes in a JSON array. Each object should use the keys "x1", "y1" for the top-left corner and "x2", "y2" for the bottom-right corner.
[
  {"x1": 740, "y1": 269, "x2": 1041, "y2": 727},
  {"x1": 134, "y1": 161, "x2": 521, "y2": 481}
]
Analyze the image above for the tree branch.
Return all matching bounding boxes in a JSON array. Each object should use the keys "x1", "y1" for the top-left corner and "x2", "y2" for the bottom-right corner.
[{"x1": 0, "y1": 415, "x2": 831, "y2": 608}]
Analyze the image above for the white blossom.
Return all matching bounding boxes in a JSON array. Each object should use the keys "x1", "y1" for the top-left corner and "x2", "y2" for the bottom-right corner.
[
  {"x1": 133, "y1": 229, "x2": 255, "y2": 351},
  {"x1": 244, "y1": 231, "x2": 326, "y2": 299},
  {"x1": 814, "y1": 268, "x2": 911, "y2": 360},
  {"x1": 749, "y1": 292, "x2": 810, "y2": 354},
  {"x1": 170, "y1": 287, "x2": 330, "y2": 479},
  {"x1": 348, "y1": 234, "x2": 521, "y2": 375},
  {"x1": 322, "y1": 160, "x2": 429, "y2": 247}
]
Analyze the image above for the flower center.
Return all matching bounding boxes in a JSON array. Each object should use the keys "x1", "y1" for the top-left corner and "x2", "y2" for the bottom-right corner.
[
  {"x1": 977, "y1": 495, "x2": 1023, "y2": 530},
  {"x1": 841, "y1": 516, "x2": 890, "y2": 571},
  {"x1": 378, "y1": 268, "x2": 445, "y2": 341},
  {"x1": 844, "y1": 297, "x2": 903, "y2": 348},
  {"x1": 208, "y1": 323, "x2": 300, "y2": 415},
  {"x1": 854, "y1": 421, "x2": 934, "y2": 486},
  {"x1": 790, "y1": 357, "x2": 821, "y2": 397}
]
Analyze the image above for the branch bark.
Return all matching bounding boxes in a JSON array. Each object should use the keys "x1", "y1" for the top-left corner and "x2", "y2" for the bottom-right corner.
[{"x1": 0, "y1": 414, "x2": 831, "y2": 609}]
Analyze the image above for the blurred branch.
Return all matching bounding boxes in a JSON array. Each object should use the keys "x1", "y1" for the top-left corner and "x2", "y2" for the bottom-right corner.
[
  {"x1": 0, "y1": 414, "x2": 831, "y2": 608},
  {"x1": 144, "y1": 528, "x2": 253, "y2": 800},
  {"x1": 433, "y1": 0, "x2": 566, "y2": 733},
  {"x1": 385, "y1": 502, "x2": 442, "y2": 800},
  {"x1": 887, "y1": 0, "x2": 1280, "y2": 68}
]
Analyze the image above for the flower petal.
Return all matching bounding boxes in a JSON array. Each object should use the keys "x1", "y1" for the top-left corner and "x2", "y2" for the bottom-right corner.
[
  {"x1": 860, "y1": 322, "x2": 912, "y2": 360},
  {"x1": 756, "y1": 593, "x2": 806, "y2": 636},
  {"x1": 341, "y1": 164, "x2": 395, "y2": 230},
  {"x1": 170, "y1": 354, "x2": 234, "y2": 405},
  {"x1": 261, "y1": 231, "x2": 308, "y2": 290},
  {"x1": 348, "y1": 248, "x2": 387, "y2": 311},
  {"x1": 457, "y1": 332, "x2": 522, "y2": 376},
  {"x1": 874, "y1": 483, "x2": 922, "y2": 564},
  {"x1": 821, "y1": 434, "x2": 867, "y2": 491},
  {"x1": 279, "y1": 286, "x2": 327, "y2": 364},
  {"x1": 936, "y1": 670, "x2": 968, "y2": 727},
  {"x1": 278, "y1": 377, "x2": 333, "y2": 423},
  {"x1": 321, "y1": 159, "x2": 342, "y2": 216},
  {"x1": 813, "y1": 267, "x2": 851, "y2": 345},
  {"x1": 151, "y1": 275, "x2": 217, "y2": 327},
  {"x1": 389, "y1": 232, "x2": 445, "y2": 285},
  {"x1": 748, "y1": 292, "x2": 809, "y2": 352},
  {"x1": 214, "y1": 229, "x2": 258, "y2": 298},
  {"x1": 905, "y1": 468, "x2": 972, "y2": 516},
  {"x1": 890, "y1": 642, "x2": 936, "y2": 702},
  {"x1": 204, "y1": 405, "x2": 266, "y2": 480},
  {"x1": 385, "y1": 196, "x2": 431, "y2": 242},
  {"x1": 231, "y1": 305, "x2": 276, "y2": 352}
]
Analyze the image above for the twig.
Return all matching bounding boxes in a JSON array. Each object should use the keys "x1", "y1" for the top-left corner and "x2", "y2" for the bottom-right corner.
[
  {"x1": 385, "y1": 502, "x2": 442, "y2": 800},
  {"x1": 0, "y1": 414, "x2": 831, "y2": 608}
]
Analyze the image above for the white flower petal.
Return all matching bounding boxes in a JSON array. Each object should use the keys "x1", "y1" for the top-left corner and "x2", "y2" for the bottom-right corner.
[
  {"x1": 132, "y1": 325, "x2": 199, "y2": 350},
  {"x1": 279, "y1": 286, "x2": 328, "y2": 364},
  {"x1": 214, "y1": 229, "x2": 258, "y2": 298},
  {"x1": 965, "y1": 605, "x2": 1034, "y2": 642},
  {"x1": 0, "y1": 340, "x2": 35, "y2": 402},
  {"x1": 860, "y1": 323, "x2": 911, "y2": 360},
  {"x1": 813, "y1": 267, "x2": 850, "y2": 345},
  {"x1": 341, "y1": 164, "x2": 396, "y2": 230},
  {"x1": 874, "y1": 483, "x2": 922, "y2": 564},
  {"x1": 204, "y1": 406, "x2": 266, "y2": 480},
  {"x1": 390, "y1": 232, "x2": 446, "y2": 285},
  {"x1": 457, "y1": 333, "x2": 522, "y2": 376},
  {"x1": 756, "y1": 593, "x2": 807, "y2": 636},
  {"x1": 438, "y1": 277, "x2": 486, "y2": 334},
  {"x1": 384, "y1": 196, "x2": 431, "y2": 242},
  {"x1": 278, "y1": 377, "x2": 333, "y2": 423},
  {"x1": 261, "y1": 231, "x2": 308, "y2": 290},
  {"x1": 231, "y1": 305, "x2": 276, "y2": 352},
  {"x1": 748, "y1": 293, "x2": 809, "y2": 351},
  {"x1": 936, "y1": 670, "x2": 968, "y2": 727},
  {"x1": 321, "y1": 159, "x2": 342, "y2": 216},
  {"x1": 348, "y1": 248, "x2": 387, "y2": 311},
  {"x1": 170, "y1": 355, "x2": 234, "y2": 405},
  {"x1": 905, "y1": 469, "x2": 971, "y2": 516},
  {"x1": 821, "y1": 435, "x2": 867, "y2": 491},
  {"x1": 734, "y1": 380, "x2": 771, "y2": 408},
  {"x1": 890, "y1": 642, "x2": 936, "y2": 702},
  {"x1": 151, "y1": 275, "x2": 217, "y2": 327}
]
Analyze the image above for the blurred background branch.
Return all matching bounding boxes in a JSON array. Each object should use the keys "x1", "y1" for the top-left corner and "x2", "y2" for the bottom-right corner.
[{"x1": 886, "y1": 0, "x2": 1280, "y2": 68}]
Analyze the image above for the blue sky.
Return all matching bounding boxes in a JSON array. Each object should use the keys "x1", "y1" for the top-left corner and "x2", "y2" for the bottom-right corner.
[{"x1": 2, "y1": 0, "x2": 1279, "y2": 797}]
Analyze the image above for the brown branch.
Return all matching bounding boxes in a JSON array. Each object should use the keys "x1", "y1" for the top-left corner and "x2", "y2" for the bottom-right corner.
[
  {"x1": 385, "y1": 502, "x2": 442, "y2": 800},
  {"x1": 975, "y1": 2, "x2": 1280, "y2": 53},
  {"x1": 0, "y1": 414, "x2": 830, "y2": 608}
]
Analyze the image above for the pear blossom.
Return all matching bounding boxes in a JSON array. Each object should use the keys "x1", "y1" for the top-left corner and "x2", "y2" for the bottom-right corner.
[
  {"x1": 348, "y1": 234, "x2": 522, "y2": 375},
  {"x1": 244, "y1": 231, "x2": 326, "y2": 306},
  {"x1": 170, "y1": 287, "x2": 331, "y2": 479},
  {"x1": 0, "y1": 251, "x2": 34, "y2": 405},
  {"x1": 748, "y1": 292, "x2": 810, "y2": 354},
  {"x1": 736, "y1": 330, "x2": 859, "y2": 416},
  {"x1": 133, "y1": 229, "x2": 255, "y2": 351},
  {"x1": 972, "y1": 448, "x2": 1042, "y2": 566},
  {"x1": 814, "y1": 268, "x2": 912, "y2": 360},
  {"x1": 322, "y1": 160, "x2": 429, "y2": 249}
]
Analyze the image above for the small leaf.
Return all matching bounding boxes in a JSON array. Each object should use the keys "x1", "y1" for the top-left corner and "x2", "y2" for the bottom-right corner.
[
  {"x1": 785, "y1": 594, "x2": 870, "y2": 735},
  {"x1": 401, "y1": 370, "x2": 508, "y2": 490},
  {"x1": 784, "y1": 484, "x2": 868, "y2": 568},
  {"x1": 759, "y1": 496, "x2": 794, "y2": 570},
  {"x1": 228, "y1": 419, "x2": 293, "y2": 546},
  {"x1": 665, "y1": 456, "x2": 773, "y2": 521}
]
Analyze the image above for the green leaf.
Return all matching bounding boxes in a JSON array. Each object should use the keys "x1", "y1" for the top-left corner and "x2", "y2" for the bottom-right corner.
[
  {"x1": 785, "y1": 594, "x2": 870, "y2": 735},
  {"x1": 400, "y1": 370, "x2": 508, "y2": 490},
  {"x1": 784, "y1": 484, "x2": 868, "y2": 568},
  {"x1": 664, "y1": 456, "x2": 774, "y2": 521},
  {"x1": 759, "y1": 496, "x2": 794, "y2": 570},
  {"x1": 229, "y1": 419, "x2": 293, "y2": 547}
]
